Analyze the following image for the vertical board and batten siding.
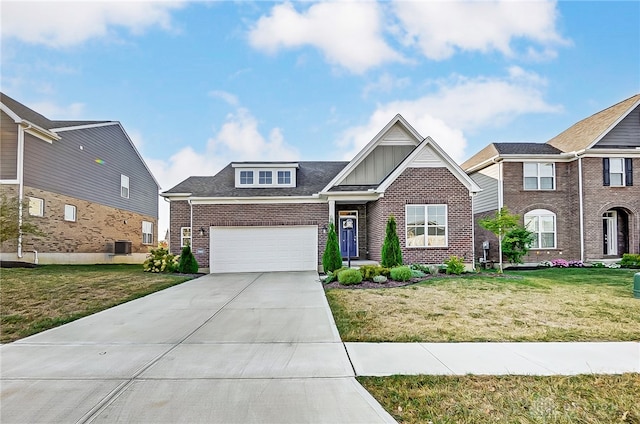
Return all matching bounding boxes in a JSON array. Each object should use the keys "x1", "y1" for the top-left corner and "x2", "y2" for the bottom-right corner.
[
  {"x1": 23, "y1": 124, "x2": 158, "y2": 217},
  {"x1": 469, "y1": 164, "x2": 500, "y2": 214},
  {"x1": 0, "y1": 111, "x2": 18, "y2": 180},
  {"x1": 340, "y1": 145, "x2": 414, "y2": 185},
  {"x1": 595, "y1": 105, "x2": 640, "y2": 148}
]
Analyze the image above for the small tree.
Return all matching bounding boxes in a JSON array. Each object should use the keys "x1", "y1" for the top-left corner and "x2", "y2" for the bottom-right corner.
[
  {"x1": 381, "y1": 215, "x2": 402, "y2": 268},
  {"x1": 479, "y1": 207, "x2": 521, "y2": 272},
  {"x1": 0, "y1": 193, "x2": 45, "y2": 243},
  {"x1": 502, "y1": 227, "x2": 535, "y2": 265},
  {"x1": 178, "y1": 245, "x2": 199, "y2": 274},
  {"x1": 322, "y1": 222, "x2": 342, "y2": 273}
]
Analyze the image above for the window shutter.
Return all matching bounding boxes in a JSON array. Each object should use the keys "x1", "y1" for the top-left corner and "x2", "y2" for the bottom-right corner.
[
  {"x1": 602, "y1": 158, "x2": 610, "y2": 186},
  {"x1": 625, "y1": 158, "x2": 633, "y2": 186}
]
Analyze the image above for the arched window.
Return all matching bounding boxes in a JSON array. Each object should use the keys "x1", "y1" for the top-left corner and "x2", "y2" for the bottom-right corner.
[{"x1": 524, "y1": 209, "x2": 556, "y2": 249}]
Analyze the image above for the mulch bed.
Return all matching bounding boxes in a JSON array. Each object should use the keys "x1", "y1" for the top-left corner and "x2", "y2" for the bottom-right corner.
[{"x1": 322, "y1": 272, "x2": 519, "y2": 289}]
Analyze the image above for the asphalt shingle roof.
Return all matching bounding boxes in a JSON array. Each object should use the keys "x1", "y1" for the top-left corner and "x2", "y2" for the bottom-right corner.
[
  {"x1": 462, "y1": 142, "x2": 561, "y2": 171},
  {"x1": 163, "y1": 161, "x2": 349, "y2": 197},
  {"x1": 1, "y1": 92, "x2": 109, "y2": 130}
]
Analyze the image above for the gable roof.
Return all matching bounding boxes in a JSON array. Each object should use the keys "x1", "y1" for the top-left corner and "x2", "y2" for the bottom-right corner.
[
  {"x1": 546, "y1": 93, "x2": 640, "y2": 152},
  {"x1": 162, "y1": 161, "x2": 348, "y2": 198},
  {"x1": 1, "y1": 92, "x2": 108, "y2": 130}
]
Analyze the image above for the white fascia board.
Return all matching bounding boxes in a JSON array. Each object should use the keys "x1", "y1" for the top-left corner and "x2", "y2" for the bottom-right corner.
[
  {"x1": 500, "y1": 154, "x2": 574, "y2": 162},
  {"x1": 0, "y1": 103, "x2": 22, "y2": 122},
  {"x1": 323, "y1": 192, "x2": 381, "y2": 202},
  {"x1": 321, "y1": 114, "x2": 423, "y2": 192},
  {"x1": 51, "y1": 121, "x2": 117, "y2": 132},
  {"x1": 463, "y1": 155, "x2": 501, "y2": 173},
  {"x1": 160, "y1": 193, "x2": 192, "y2": 200},
  {"x1": 22, "y1": 121, "x2": 60, "y2": 143},
  {"x1": 585, "y1": 98, "x2": 640, "y2": 150},
  {"x1": 231, "y1": 162, "x2": 299, "y2": 168},
  {"x1": 190, "y1": 196, "x2": 325, "y2": 205},
  {"x1": 580, "y1": 148, "x2": 640, "y2": 157},
  {"x1": 377, "y1": 136, "x2": 482, "y2": 194}
]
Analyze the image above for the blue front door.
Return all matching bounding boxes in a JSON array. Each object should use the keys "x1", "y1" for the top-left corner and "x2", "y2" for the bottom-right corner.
[{"x1": 339, "y1": 217, "x2": 358, "y2": 258}]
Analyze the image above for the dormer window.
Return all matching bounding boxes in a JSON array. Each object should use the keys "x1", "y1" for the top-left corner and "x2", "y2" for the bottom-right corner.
[
  {"x1": 259, "y1": 171, "x2": 272, "y2": 184},
  {"x1": 233, "y1": 163, "x2": 298, "y2": 188},
  {"x1": 278, "y1": 170, "x2": 291, "y2": 184},
  {"x1": 240, "y1": 171, "x2": 253, "y2": 185}
]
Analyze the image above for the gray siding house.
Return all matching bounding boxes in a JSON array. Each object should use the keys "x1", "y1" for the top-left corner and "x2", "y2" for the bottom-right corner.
[
  {"x1": 463, "y1": 94, "x2": 640, "y2": 265},
  {"x1": 0, "y1": 92, "x2": 159, "y2": 264},
  {"x1": 162, "y1": 115, "x2": 481, "y2": 273}
]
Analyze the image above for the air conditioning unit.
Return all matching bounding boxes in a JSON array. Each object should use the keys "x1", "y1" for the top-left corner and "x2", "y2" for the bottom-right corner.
[{"x1": 114, "y1": 240, "x2": 132, "y2": 255}]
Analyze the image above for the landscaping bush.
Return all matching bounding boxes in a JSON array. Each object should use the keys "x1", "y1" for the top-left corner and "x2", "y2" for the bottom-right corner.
[
  {"x1": 390, "y1": 266, "x2": 412, "y2": 282},
  {"x1": 381, "y1": 216, "x2": 402, "y2": 268},
  {"x1": 411, "y1": 269, "x2": 427, "y2": 278},
  {"x1": 322, "y1": 222, "x2": 343, "y2": 273},
  {"x1": 323, "y1": 266, "x2": 348, "y2": 283},
  {"x1": 620, "y1": 253, "x2": 640, "y2": 268},
  {"x1": 445, "y1": 255, "x2": 465, "y2": 275},
  {"x1": 590, "y1": 262, "x2": 606, "y2": 268},
  {"x1": 373, "y1": 275, "x2": 388, "y2": 284},
  {"x1": 178, "y1": 245, "x2": 199, "y2": 274},
  {"x1": 143, "y1": 247, "x2": 178, "y2": 273},
  {"x1": 568, "y1": 260, "x2": 584, "y2": 267},
  {"x1": 551, "y1": 258, "x2": 569, "y2": 268},
  {"x1": 338, "y1": 268, "x2": 363, "y2": 285},
  {"x1": 410, "y1": 263, "x2": 431, "y2": 273},
  {"x1": 359, "y1": 264, "x2": 383, "y2": 281}
]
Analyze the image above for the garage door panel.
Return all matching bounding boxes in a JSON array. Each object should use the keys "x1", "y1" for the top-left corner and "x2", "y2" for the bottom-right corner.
[{"x1": 210, "y1": 226, "x2": 318, "y2": 273}]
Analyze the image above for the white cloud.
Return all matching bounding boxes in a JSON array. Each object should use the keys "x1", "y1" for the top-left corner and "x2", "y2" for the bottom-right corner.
[
  {"x1": 26, "y1": 100, "x2": 86, "y2": 119},
  {"x1": 209, "y1": 90, "x2": 239, "y2": 107},
  {"x1": 363, "y1": 73, "x2": 411, "y2": 97},
  {"x1": 145, "y1": 106, "x2": 299, "y2": 239},
  {"x1": 248, "y1": 1, "x2": 404, "y2": 74},
  {"x1": 393, "y1": 0, "x2": 569, "y2": 60},
  {"x1": 2, "y1": 1, "x2": 185, "y2": 47},
  {"x1": 338, "y1": 68, "x2": 562, "y2": 163}
]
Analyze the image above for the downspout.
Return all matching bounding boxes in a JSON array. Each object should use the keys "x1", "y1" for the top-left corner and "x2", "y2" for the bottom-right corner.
[
  {"x1": 577, "y1": 154, "x2": 585, "y2": 262},
  {"x1": 188, "y1": 198, "x2": 193, "y2": 248},
  {"x1": 497, "y1": 160, "x2": 504, "y2": 272},
  {"x1": 16, "y1": 123, "x2": 28, "y2": 258},
  {"x1": 470, "y1": 191, "x2": 476, "y2": 270}
]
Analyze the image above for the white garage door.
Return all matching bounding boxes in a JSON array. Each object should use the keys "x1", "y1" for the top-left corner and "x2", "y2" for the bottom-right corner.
[{"x1": 210, "y1": 226, "x2": 318, "y2": 273}]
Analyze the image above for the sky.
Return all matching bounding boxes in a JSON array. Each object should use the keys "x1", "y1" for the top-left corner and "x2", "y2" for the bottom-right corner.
[{"x1": 2, "y1": 0, "x2": 639, "y2": 239}]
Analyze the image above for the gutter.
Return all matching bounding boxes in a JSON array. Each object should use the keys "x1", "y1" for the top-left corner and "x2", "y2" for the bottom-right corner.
[{"x1": 16, "y1": 123, "x2": 28, "y2": 258}]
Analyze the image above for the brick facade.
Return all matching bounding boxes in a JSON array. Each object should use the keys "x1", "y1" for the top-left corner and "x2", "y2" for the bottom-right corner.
[
  {"x1": 367, "y1": 167, "x2": 473, "y2": 264},
  {"x1": 169, "y1": 201, "x2": 330, "y2": 268},
  {"x1": 1, "y1": 185, "x2": 156, "y2": 256}
]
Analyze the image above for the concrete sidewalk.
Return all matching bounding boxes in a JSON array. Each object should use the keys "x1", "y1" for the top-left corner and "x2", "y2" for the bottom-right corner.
[
  {"x1": 0, "y1": 272, "x2": 395, "y2": 424},
  {"x1": 346, "y1": 341, "x2": 640, "y2": 376}
]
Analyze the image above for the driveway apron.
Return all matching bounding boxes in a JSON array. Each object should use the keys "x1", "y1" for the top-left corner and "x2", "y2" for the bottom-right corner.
[{"x1": 0, "y1": 272, "x2": 395, "y2": 423}]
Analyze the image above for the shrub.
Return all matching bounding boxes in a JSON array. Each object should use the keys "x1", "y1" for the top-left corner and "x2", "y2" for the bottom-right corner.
[
  {"x1": 322, "y1": 222, "x2": 343, "y2": 273},
  {"x1": 551, "y1": 258, "x2": 569, "y2": 268},
  {"x1": 390, "y1": 266, "x2": 412, "y2": 282},
  {"x1": 607, "y1": 263, "x2": 621, "y2": 269},
  {"x1": 359, "y1": 265, "x2": 383, "y2": 281},
  {"x1": 379, "y1": 267, "x2": 391, "y2": 277},
  {"x1": 590, "y1": 262, "x2": 606, "y2": 268},
  {"x1": 323, "y1": 266, "x2": 348, "y2": 283},
  {"x1": 502, "y1": 226, "x2": 534, "y2": 264},
  {"x1": 338, "y1": 268, "x2": 363, "y2": 285},
  {"x1": 445, "y1": 255, "x2": 465, "y2": 275},
  {"x1": 568, "y1": 260, "x2": 584, "y2": 267},
  {"x1": 373, "y1": 275, "x2": 388, "y2": 283},
  {"x1": 620, "y1": 254, "x2": 640, "y2": 268},
  {"x1": 411, "y1": 269, "x2": 426, "y2": 278},
  {"x1": 381, "y1": 216, "x2": 402, "y2": 268},
  {"x1": 410, "y1": 263, "x2": 431, "y2": 273},
  {"x1": 539, "y1": 260, "x2": 553, "y2": 267},
  {"x1": 143, "y1": 247, "x2": 178, "y2": 273},
  {"x1": 178, "y1": 245, "x2": 199, "y2": 274}
]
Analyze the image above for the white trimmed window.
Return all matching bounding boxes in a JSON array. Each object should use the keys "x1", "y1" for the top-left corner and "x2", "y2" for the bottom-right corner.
[
  {"x1": 524, "y1": 163, "x2": 555, "y2": 190},
  {"x1": 406, "y1": 204, "x2": 448, "y2": 247},
  {"x1": 142, "y1": 221, "x2": 153, "y2": 245},
  {"x1": 121, "y1": 174, "x2": 130, "y2": 198},
  {"x1": 258, "y1": 170, "x2": 272, "y2": 184},
  {"x1": 277, "y1": 170, "x2": 291, "y2": 184},
  {"x1": 28, "y1": 197, "x2": 44, "y2": 217},
  {"x1": 64, "y1": 204, "x2": 76, "y2": 222},
  {"x1": 525, "y1": 209, "x2": 556, "y2": 249},
  {"x1": 239, "y1": 171, "x2": 253, "y2": 185},
  {"x1": 181, "y1": 227, "x2": 191, "y2": 247}
]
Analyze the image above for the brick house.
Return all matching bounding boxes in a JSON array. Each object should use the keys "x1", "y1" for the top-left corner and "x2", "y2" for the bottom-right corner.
[
  {"x1": 463, "y1": 94, "x2": 640, "y2": 265},
  {"x1": 0, "y1": 93, "x2": 159, "y2": 264},
  {"x1": 162, "y1": 115, "x2": 481, "y2": 273}
]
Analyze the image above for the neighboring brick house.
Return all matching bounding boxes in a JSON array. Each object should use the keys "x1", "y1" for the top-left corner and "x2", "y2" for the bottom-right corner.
[
  {"x1": 0, "y1": 93, "x2": 159, "y2": 264},
  {"x1": 463, "y1": 94, "x2": 640, "y2": 265},
  {"x1": 162, "y1": 115, "x2": 481, "y2": 273}
]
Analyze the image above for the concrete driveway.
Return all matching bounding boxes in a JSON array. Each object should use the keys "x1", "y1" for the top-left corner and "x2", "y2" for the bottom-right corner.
[{"x1": 0, "y1": 272, "x2": 395, "y2": 423}]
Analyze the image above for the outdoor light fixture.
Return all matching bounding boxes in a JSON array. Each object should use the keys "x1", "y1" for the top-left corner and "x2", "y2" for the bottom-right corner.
[
  {"x1": 199, "y1": 227, "x2": 206, "y2": 236},
  {"x1": 322, "y1": 224, "x2": 328, "y2": 234}
]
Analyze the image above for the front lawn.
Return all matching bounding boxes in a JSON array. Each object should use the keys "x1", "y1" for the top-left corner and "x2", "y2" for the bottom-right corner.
[
  {"x1": 0, "y1": 264, "x2": 194, "y2": 343},
  {"x1": 359, "y1": 374, "x2": 640, "y2": 424},
  {"x1": 326, "y1": 268, "x2": 640, "y2": 342}
]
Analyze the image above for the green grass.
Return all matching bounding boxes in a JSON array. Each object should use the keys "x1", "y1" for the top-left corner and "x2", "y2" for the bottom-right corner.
[
  {"x1": 0, "y1": 264, "x2": 194, "y2": 343},
  {"x1": 359, "y1": 374, "x2": 640, "y2": 424},
  {"x1": 326, "y1": 268, "x2": 640, "y2": 342}
]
